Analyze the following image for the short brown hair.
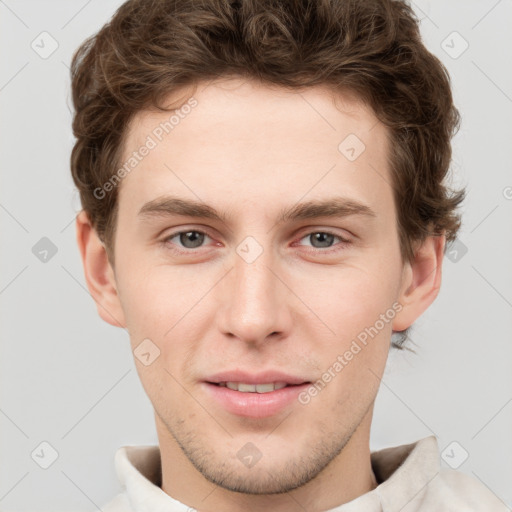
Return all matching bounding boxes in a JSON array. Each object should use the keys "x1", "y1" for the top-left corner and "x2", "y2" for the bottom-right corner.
[{"x1": 70, "y1": 0, "x2": 465, "y2": 349}]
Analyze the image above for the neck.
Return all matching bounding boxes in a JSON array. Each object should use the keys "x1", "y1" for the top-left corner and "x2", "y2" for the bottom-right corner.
[{"x1": 156, "y1": 406, "x2": 377, "y2": 512}]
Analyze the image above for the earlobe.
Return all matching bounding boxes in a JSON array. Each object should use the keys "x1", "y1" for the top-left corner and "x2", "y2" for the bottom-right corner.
[
  {"x1": 75, "y1": 210, "x2": 126, "y2": 329},
  {"x1": 392, "y1": 233, "x2": 446, "y2": 332}
]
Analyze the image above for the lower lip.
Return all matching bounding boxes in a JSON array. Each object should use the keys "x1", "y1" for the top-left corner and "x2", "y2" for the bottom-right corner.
[{"x1": 203, "y1": 382, "x2": 310, "y2": 418}]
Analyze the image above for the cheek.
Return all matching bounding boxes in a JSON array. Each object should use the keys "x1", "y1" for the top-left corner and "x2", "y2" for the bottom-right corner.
[
  {"x1": 115, "y1": 260, "x2": 198, "y2": 337},
  {"x1": 131, "y1": 359, "x2": 185, "y2": 420},
  {"x1": 291, "y1": 260, "x2": 399, "y2": 336},
  {"x1": 304, "y1": 297, "x2": 392, "y2": 415},
  {"x1": 291, "y1": 261, "x2": 397, "y2": 400},
  {"x1": 116, "y1": 267, "x2": 212, "y2": 390}
]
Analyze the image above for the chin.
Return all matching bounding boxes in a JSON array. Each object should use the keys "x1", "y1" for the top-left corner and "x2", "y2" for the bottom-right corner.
[{"x1": 201, "y1": 464, "x2": 310, "y2": 495}]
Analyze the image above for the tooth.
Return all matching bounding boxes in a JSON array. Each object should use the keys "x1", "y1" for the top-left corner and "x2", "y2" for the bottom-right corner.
[
  {"x1": 256, "y1": 383, "x2": 275, "y2": 393},
  {"x1": 223, "y1": 382, "x2": 290, "y2": 393},
  {"x1": 238, "y1": 383, "x2": 257, "y2": 392}
]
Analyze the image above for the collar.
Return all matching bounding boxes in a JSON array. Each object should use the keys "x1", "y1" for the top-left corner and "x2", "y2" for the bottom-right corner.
[{"x1": 114, "y1": 435, "x2": 441, "y2": 511}]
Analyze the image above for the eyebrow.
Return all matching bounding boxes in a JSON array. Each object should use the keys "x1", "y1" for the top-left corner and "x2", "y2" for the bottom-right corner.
[{"x1": 137, "y1": 195, "x2": 377, "y2": 224}]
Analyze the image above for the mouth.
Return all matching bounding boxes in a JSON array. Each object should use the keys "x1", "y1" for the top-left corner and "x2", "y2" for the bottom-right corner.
[
  {"x1": 203, "y1": 374, "x2": 312, "y2": 418},
  {"x1": 208, "y1": 381, "x2": 305, "y2": 393}
]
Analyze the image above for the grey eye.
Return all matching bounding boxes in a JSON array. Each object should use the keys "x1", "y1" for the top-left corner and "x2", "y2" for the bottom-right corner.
[
  {"x1": 176, "y1": 231, "x2": 207, "y2": 248},
  {"x1": 303, "y1": 232, "x2": 337, "y2": 248}
]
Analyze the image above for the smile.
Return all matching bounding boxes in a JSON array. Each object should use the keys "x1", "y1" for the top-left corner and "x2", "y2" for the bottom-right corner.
[{"x1": 217, "y1": 381, "x2": 288, "y2": 393}]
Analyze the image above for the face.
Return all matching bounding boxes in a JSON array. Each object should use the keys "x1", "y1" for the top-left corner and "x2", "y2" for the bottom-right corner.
[{"x1": 107, "y1": 78, "x2": 409, "y2": 494}]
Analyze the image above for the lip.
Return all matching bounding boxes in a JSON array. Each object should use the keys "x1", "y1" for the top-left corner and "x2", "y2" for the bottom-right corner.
[
  {"x1": 205, "y1": 370, "x2": 309, "y2": 386},
  {"x1": 203, "y1": 370, "x2": 311, "y2": 418}
]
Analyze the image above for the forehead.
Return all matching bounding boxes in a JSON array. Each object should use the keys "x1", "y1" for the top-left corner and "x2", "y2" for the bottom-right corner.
[
  {"x1": 118, "y1": 77, "x2": 394, "y2": 225},
  {"x1": 126, "y1": 78, "x2": 381, "y2": 150}
]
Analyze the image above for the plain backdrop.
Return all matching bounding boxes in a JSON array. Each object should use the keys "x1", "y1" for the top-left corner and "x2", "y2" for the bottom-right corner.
[{"x1": 1, "y1": 0, "x2": 511, "y2": 510}]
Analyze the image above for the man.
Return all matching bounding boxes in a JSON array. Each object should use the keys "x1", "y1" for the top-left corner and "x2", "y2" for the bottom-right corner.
[{"x1": 70, "y1": 0, "x2": 507, "y2": 510}]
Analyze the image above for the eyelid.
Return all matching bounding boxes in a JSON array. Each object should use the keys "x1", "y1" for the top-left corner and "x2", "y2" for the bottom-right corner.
[
  {"x1": 292, "y1": 230, "x2": 352, "y2": 254},
  {"x1": 294, "y1": 226, "x2": 352, "y2": 242},
  {"x1": 161, "y1": 228, "x2": 216, "y2": 250}
]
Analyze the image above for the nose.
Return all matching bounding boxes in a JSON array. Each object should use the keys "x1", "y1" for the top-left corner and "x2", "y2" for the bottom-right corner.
[{"x1": 215, "y1": 245, "x2": 293, "y2": 346}]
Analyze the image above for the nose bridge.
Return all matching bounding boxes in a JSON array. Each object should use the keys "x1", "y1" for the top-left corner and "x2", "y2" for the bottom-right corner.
[{"x1": 218, "y1": 238, "x2": 288, "y2": 343}]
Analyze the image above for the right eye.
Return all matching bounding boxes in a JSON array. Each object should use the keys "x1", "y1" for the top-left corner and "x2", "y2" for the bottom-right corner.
[{"x1": 162, "y1": 230, "x2": 214, "y2": 251}]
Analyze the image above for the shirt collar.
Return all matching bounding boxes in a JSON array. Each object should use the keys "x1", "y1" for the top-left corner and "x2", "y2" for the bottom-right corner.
[
  {"x1": 114, "y1": 435, "x2": 441, "y2": 512},
  {"x1": 336, "y1": 435, "x2": 441, "y2": 511}
]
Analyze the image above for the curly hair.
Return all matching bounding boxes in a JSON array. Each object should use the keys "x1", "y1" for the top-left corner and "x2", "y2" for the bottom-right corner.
[{"x1": 69, "y1": 0, "x2": 466, "y2": 350}]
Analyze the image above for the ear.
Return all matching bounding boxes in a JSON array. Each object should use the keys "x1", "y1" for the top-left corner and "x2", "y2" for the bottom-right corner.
[
  {"x1": 392, "y1": 232, "x2": 446, "y2": 332},
  {"x1": 75, "y1": 210, "x2": 126, "y2": 329}
]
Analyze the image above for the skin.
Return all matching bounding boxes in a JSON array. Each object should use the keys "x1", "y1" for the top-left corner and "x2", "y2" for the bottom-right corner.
[{"x1": 76, "y1": 77, "x2": 445, "y2": 512}]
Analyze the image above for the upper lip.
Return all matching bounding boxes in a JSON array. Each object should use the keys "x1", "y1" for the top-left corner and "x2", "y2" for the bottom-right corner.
[{"x1": 205, "y1": 370, "x2": 310, "y2": 385}]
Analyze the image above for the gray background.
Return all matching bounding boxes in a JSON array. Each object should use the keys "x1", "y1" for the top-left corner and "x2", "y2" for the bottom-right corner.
[{"x1": 1, "y1": 0, "x2": 511, "y2": 510}]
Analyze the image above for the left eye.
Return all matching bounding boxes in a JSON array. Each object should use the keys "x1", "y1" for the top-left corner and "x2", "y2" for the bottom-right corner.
[{"x1": 296, "y1": 231, "x2": 348, "y2": 249}]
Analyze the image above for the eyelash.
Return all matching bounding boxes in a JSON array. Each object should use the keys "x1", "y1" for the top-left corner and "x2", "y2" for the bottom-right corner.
[{"x1": 160, "y1": 229, "x2": 352, "y2": 255}]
